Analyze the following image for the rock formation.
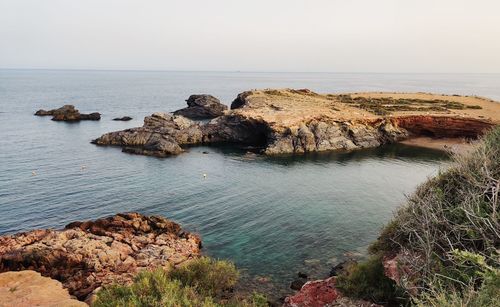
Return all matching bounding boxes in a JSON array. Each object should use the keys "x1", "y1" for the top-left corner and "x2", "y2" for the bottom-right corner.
[
  {"x1": 0, "y1": 212, "x2": 201, "y2": 301},
  {"x1": 173, "y1": 94, "x2": 228, "y2": 119},
  {"x1": 92, "y1": 89, "x2": 498, "y2": 157},
  {"x1": 0, "y1": 270, "x2": 86, "y2": 307},
  {"x1": 35, "y1": 105, "x2": 101, "y2": 121},
  {"x1": 92, "y1": 112, "x2": 203, "y2": 157}
]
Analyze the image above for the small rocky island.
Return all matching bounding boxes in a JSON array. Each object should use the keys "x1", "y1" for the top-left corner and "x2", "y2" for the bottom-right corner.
[
  {"x1": 35, "y1": 105, "x2": 101, "y2": 121},
  {"x1": 0, "y1": 213, "x2": 201, "y2": 303},
  {"x1": 92, "y1": 89, "x2": 498, "y2": 157}
]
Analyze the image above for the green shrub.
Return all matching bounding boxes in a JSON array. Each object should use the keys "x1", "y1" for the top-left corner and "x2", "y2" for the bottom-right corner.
[
  {"x1": 415, "y1": 252, "x2": 500, "y2": 307},
  {"x1": 336, "y1": 254, "x2": 407, "y2": 305},
  {"x1": 169, "y1": 257, "x2": 239, "y2": 297},
  {"x1": 93, "y1": 268, "x2": 219, "y2": 307},
  {"x1": 93, "y1": 258, "x2": 266, "y2": 307}
]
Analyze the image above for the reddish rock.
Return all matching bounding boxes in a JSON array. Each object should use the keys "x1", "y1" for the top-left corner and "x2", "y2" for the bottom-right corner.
[
  {"x1": 382, "y1": 251, "x2": 422, "y2": 296},
  {"x1": 391, "y1": 115, "x2": 494, "y2": 138},
  {"x1": 283, "y1": 277, "x2": 341, "y2": 307},
  {"x1": 0, "y1": 212, "x2": 201, "y2": 301}
]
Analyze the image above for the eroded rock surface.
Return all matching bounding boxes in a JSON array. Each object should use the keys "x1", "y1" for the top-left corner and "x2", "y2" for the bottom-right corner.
[
  {"x1": 92, "y1": 112, "x2": 203, "y2": 157},
  {"x1": 35, "y1": 105, "x2": 101, "y2": 121},
  {"x1": 0, "y1": 212, "x2": 201, "y2": 301},
  {"x1": 174, "y1": 94, "x2": 228, "y2": 119},
  {"x1": 0, "y1": 270, "x2": 86, "y2": 307},
  {"x1": 92, "y1": 89, "x2": 498, "y2": 157}
]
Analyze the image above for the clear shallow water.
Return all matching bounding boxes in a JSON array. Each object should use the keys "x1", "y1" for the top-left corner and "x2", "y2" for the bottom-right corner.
[{"x1": 1, "y1": 70, "x2": 499, "y2": 292}]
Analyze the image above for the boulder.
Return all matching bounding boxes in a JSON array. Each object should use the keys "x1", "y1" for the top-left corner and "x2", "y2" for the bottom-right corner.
[
  {"x1": 283, "y1": 277, "x2": 380, "y2": 307},
  {"x1": 283, "y1": 277, "x2": 341, "y2": 307},
  {"x1": 0, "y1": 212, "x2": 201, "y2": 301},
  {"x1": 0, "y1": 270, "x2": 86, "y2": 307},
  {"x1": 173, "y1": 95, "x2": 228, "y2": 119},
  {"x1": 35, "y1": 105, "x2": 101, "y2": 121}
]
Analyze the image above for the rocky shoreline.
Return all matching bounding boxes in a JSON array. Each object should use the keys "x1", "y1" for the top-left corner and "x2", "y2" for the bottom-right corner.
[
  {"x1": 0, "y1": 212, "x2": 201, "y2": 303},
  {"x1": 91, "y1": 89, "x2": 498, "y2": 157}
]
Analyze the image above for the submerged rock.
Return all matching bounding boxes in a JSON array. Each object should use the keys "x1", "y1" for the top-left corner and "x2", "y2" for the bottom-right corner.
[
  {"x1": 113, "y1": 116, "x2": 133, "y2": 121},
  {"x1": 174, "y1": 94, "x2": 228, "y2": 119},
  {"x1": 35, "y1": 105, "x2": 101, "y2": 121},
  {"x1": 0, "y1": 212, "x2": 201, "y2": 301}
]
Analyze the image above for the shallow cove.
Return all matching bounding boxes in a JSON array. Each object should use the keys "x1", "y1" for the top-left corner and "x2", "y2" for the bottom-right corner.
[{"x1": 4, "y1": 69, "x2": 497, "y2": 295}]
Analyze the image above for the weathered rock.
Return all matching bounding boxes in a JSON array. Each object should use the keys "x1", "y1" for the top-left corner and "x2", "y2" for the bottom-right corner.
[
  {"x1": 174, "y1": 95, "x2": 228, "y2": 119},
  {"x1": 92, "y1": 113, "x2": 203, "y2": 157},
  {"x1": 283, "y1": 277, "x2": 341, "y2": 307},
  {"x1": 0, "y1": 270, "x2": 87, "y2": 307},
  {"x1": 35, "y1": 105, "x2": 101, "y2": 122},
  {"x1": 283, "y1": 277, "x2": 381, "y2": 307},
  {"x1": 113, "y1": 116, "x2": 133, "y2": 121},
  {"x1": 0, "y1": 212, "x2": 201, "y2": 301}
]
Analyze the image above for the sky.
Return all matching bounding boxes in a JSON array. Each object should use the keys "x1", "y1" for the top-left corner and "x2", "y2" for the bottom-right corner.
[{"x1": 1, "y1": 0, "x2": 499, "y2": 73}]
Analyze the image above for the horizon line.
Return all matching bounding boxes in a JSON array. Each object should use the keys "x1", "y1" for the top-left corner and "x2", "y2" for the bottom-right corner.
[{"x1": 1, "y1": 67, "x2": 499, "y2": 75}]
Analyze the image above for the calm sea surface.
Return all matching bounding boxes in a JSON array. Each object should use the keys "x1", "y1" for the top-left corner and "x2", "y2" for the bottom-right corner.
[{"x1": 1, "y1": 70, "x2": 499, "y2": 292}]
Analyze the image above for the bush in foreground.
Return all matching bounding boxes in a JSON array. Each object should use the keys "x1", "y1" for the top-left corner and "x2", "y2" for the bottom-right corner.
[
  {"x1": 336, "y1": 254, "x2": 406, "y2": 305},
  {"x1": 93, "y1": 257, "x2": 267, "y2": 307},
  {"x1": 341, "y1": 127, "x2": 500, "y2": 305}
]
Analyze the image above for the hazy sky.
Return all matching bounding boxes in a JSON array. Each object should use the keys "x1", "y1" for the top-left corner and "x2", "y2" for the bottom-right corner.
[{"x1": 1, "y1": 0, "x2": 499, "y2": 72}]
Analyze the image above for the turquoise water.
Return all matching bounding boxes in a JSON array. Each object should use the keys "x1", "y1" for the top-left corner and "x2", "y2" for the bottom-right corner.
[{"x1": 1, "y1": 70, "x2": 499, "y2": 292}]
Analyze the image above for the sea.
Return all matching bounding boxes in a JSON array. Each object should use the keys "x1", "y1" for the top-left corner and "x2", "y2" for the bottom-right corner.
[{"x1": 1, "y1": 70, "x2": 499, "y2": 294}]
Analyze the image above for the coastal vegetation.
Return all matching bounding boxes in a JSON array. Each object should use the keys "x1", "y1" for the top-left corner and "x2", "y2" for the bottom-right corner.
[
  {"x1": 337, "y1": 94, "x2": 483, "y2": 115},
  {"x1": 93, "y1": 257, "x2": 268, "y2": 307},
  {"x1": 337, "y1": 127, "x2": 500, "y2": 306}
]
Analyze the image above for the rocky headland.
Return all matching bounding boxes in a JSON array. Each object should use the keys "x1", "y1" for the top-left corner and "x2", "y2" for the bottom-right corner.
[
  {"x1": 0, "y1": 212, "x2": 201, "y2": 302},
  {"x1": 35, "y1": 105, "x2": 101, "y2": 121},
  {"x1": 92, "y1": 89, "x2": 498, "y2": 157}
]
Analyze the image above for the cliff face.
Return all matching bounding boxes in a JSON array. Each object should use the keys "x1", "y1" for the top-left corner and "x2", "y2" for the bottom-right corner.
[
  {"x1": 92, "y1": 89, "x2": 498, "y2": 157},
  {"x1": 390, "y1": 115, "x2": 494, "y2": 138}
]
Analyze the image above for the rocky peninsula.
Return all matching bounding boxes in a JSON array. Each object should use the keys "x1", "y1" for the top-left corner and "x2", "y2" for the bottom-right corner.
[
  {"x1": 0, "y1": 213, "x2": 201, "y2": 303},
  {"x1": 92, "y1": 89, "x2": 498, "y2": 157}
]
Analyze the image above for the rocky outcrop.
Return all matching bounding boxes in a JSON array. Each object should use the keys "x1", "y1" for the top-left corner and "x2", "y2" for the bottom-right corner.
[
  {"x1": 0, "y1": 270, "x2": 86, "y2": 307},
  {"x1": 35, "y1": 105, "x2": 101, "y2": 121},
  {"x1": 174, "y1": 95, "x2": 228, "y2": 119},
  {"x1": 92, "y1": 89, "x2": 498, "y2": 157},
  {"x1": 113, "y1": 116, "x2": 132, "y2": 121},
  {"x1": 0, "y1": 212, "x2": 201, "y2": 301},
  {"x1": 92, "y1": 112, "x2": 203, "y2": 157}
]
